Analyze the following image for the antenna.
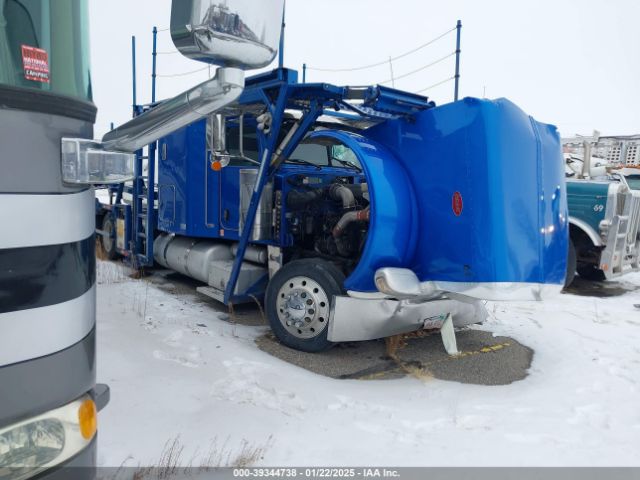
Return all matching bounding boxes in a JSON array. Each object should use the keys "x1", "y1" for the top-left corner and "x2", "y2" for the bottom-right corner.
[{"x1": 278, "y1": 1, "x2": 286, "y2": 69}]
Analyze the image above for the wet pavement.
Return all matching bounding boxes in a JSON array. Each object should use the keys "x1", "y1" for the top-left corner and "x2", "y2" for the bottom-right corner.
[
  {"x1": 564, "y1": 276, "x2": 640, "y2": 298},
  {"x1": 257, "y1": 329, "x2": 533, "y2": 385}
]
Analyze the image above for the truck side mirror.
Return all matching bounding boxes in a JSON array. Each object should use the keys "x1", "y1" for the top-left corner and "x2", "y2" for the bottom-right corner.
[
  {"x1": 170, "y1": 0, "x2": 285, "y2": 70},
  {"x1": 99, "y1": 0, "x2": 285, "y2": 154}
]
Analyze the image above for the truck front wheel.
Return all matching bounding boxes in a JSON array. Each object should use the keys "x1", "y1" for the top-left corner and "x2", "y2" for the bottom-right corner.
[
  {"x1": 577, "y1": 264, "x2": 606, "y2": 281},
  {"x1": 101, "y1": 215, "x2": 119, "y2": 260},
  {"x1": 564, "y1": 240, "x2": 577, "y2": 288},
  {"x1": 265, "y1": 259, "x2": 345, "y2": 353}
]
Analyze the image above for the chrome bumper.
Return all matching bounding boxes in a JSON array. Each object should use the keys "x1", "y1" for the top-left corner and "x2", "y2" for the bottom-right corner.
[
  {"x1": 599, "y1": 189, "x2": 640, "y2": 279},
  {"x1": 327, "y1": 295, "x2": 487, "y2": 342}
]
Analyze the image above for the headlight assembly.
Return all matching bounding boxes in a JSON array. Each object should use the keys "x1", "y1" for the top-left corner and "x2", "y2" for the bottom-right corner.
[{"x1": 0, "y1": 396, "x2": 96, "y2": 480}]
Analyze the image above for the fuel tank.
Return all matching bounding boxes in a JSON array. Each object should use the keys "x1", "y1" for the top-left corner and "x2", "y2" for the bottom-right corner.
[{"x1": 318, "y1": 97, "x2": 568, "y2": 300}]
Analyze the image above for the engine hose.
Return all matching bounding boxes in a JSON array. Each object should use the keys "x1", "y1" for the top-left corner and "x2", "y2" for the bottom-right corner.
[
  {"x1": 333, "y1": 206, "x2": 370, "y2": 238},
  {"x1": 340, "y1": 183, "x2": 368, "y2": 197},
  {"x1": 329, "y1": 183, "x2": 356, "y2": 209},
  {"x1": 286, "y1": 189, "x2": 323, "y2": 209}
]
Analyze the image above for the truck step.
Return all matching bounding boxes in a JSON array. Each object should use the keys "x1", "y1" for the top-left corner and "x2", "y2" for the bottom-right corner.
[{"x1": 196, "y1": 286, "x2": 225, "y2": 303}]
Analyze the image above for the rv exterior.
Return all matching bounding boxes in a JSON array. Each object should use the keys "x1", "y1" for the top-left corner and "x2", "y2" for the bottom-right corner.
[{"x1": 0, "y1": 1, "x2": 110, "y2": 478}]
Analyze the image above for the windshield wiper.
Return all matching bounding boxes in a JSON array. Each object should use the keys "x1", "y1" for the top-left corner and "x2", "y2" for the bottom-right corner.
[
  {"x1": 332, "y1": 157, "x2": 362, "y2": 172},
  {"x1": 286, "y1": 158, "x2": 322, "y2": 170}
]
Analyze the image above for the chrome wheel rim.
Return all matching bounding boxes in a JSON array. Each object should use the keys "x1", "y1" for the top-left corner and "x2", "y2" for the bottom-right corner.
[
  {"x1": 276, "y1": 276, "x2": 330, "y2": 339},
  {"x1": 103, "y1": 219, "x2": 114, "y2": 253}
]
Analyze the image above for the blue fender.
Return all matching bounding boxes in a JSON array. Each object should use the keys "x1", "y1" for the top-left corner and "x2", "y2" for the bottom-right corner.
[
  {"x1": 307, "y1": 130, "x2": 417, "y2": 292},
  {"x1": 363, "y1": 97, "x2": 568, "y2": 292},
  {"x1": 314, "y1": 97, "x2": 569, "y2": 296}
]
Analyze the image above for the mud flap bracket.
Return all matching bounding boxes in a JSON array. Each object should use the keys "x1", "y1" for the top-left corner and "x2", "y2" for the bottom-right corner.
[{"x1": 440, "y1": 313, "x2": 459, "y2": 356}]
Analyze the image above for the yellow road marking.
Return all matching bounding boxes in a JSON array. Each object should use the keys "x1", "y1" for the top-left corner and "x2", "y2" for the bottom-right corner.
[{"x1": 354, "y1": 342, "x2": 513, "y2": 381}]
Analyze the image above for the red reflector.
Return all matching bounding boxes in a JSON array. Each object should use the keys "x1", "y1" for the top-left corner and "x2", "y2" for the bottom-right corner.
[{"x1": 452, "y1": 191, "x2": 463, "y2": 216}]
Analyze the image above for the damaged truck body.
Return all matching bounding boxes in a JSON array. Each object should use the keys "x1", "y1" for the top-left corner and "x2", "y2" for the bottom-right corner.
[{"x1": 97, "y1": 0, "x2": 569, "y2": 353}]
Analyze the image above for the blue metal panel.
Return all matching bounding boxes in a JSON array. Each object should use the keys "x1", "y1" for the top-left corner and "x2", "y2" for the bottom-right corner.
[
  {"x1": 363, "y1": 85, "x2": 434, "y2": 116},
  {"x1": 533, "y1": 116, "x2": 569, "y2": 285},
  {"x1": 362, "y1": 97, "x2": 568, "y2": 288},
  {"x1": 217, "y1": 166, "x2": 243, "y2": 241},
  {"x1": 305, "y1": 131, "x2": 418, "y2": 292},
  {"x1": 158, "y1": 126, "x2": 189, "y2": 234},
  {"x1": 158, "y1": 120, "x2": 210, "y2": 237}
]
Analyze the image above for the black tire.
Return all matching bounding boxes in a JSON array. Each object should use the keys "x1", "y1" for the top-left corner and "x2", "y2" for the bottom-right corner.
[
  {"x1": 577, "y1": 264, "x2": 606, "y2": 281},
  {"x1": 101, "y1": 215, "x2": 119, "y2": 260},
  {"x1": 564, "y1": 239, "x2": 577, "y2": 288},
  {"x1": 265, "y1": 259, "x2": 345, "y2": 353}
]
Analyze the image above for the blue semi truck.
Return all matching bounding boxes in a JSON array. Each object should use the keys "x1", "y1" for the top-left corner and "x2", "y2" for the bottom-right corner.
[{"x1": 97, "y1": 40, "x2": 569, "y2": 352}]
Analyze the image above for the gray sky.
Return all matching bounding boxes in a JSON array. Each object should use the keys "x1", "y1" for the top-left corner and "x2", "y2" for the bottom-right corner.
[{"x1": 90, "y1": 0, "x2": 640, "y2": 138}]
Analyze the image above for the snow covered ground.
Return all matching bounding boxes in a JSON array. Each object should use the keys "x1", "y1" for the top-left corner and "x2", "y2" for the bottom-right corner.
[{"x1": 96, "y1": 261, "x2": 640, "y2": 468}]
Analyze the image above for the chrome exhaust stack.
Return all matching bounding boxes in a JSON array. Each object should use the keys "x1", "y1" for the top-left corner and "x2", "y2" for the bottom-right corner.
[{"x1": 102, "y1": 68, "x2": 244, "y2": 153}]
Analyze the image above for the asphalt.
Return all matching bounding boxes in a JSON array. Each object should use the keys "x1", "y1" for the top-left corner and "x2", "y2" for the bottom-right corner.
[
  {"x1": 563, "y1": 275, "x2": 640, "y2": 298},
  {"x1": 256, "y1": 329, "x2": 533, "y2": 385}
]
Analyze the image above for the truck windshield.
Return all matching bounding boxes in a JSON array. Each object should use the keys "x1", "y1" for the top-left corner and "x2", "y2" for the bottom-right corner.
[
  {"x1": 626, "y1": 176, "x2": 640, "y2": 191},
  {"x1": 0, "y1": 0, "x2": 91, "y2": 101}
]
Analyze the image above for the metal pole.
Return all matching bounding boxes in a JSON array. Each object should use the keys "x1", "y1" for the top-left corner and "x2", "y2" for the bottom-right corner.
[
  {"x1": 454, "y1": 20, "x2": 462, "y2": 101},
  {"x1": 224, "y1": 87, "x2": 290, "y2": 304},
  {"x1": 152, "y1": 26, "x2": 158, "y2": 103},
  {"x1": 278, "y1": 4, "x2": 285, "y2": 69},
  {"x1": 131, "y1": 36, "x2": 137, "y2": 113},
  {"x1": 302, "y1": 63, "x2": 306, "y2": 83},
  {"x1": 148, "y1": 28, "x2": 159, "y2": 264},
  {"x1": 581, "y1": 141, "x2": 592, "y2": 179},
  {"x1": 388, "y1": 56, "x2": 395, "y2": 88}
]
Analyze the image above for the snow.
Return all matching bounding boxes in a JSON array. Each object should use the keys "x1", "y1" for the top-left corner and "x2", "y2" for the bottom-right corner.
[{"x1": 96, "y1": 261, "x2": 640, "y2": 468}]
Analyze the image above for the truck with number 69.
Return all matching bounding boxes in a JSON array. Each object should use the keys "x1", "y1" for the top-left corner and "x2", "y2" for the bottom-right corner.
[{"x1": 563, "y1": 135, "x2": 640, "y2": 286}]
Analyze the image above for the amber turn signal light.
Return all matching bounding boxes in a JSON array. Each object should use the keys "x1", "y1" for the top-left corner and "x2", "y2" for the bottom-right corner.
[{"x1": 78, "y1": 398, "x2": 97, "y2": 440}]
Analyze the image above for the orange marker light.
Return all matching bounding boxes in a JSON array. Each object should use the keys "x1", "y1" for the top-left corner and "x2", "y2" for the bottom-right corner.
[
  {"x1": 78, "y1": 399, "x2": 97, "y2": 440},
  {"x1": 211, "y1": 160, "x2": 222, "y2": 172}
]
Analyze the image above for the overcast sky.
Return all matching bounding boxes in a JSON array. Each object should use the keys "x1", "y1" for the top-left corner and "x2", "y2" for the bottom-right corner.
[{"x1": 90, "y1": 0, "x2": 640, "y2": 138}]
